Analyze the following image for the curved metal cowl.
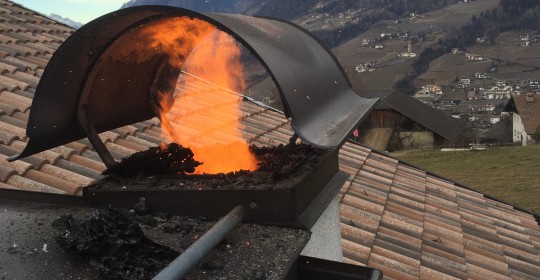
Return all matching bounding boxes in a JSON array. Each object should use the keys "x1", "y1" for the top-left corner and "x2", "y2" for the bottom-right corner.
[{"x1": 10, "y1": 5, "x2": 377, "y2": 163}]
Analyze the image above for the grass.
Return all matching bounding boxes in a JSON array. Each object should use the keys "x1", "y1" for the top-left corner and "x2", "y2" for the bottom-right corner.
[{"x1": 392, "y1": 145, "x2": 540, "y2": 213}]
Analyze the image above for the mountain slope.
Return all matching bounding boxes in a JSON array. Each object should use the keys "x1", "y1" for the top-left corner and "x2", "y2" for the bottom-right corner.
[
  {"x1": 48, "y1": 13, "x2": 83, "y2": 29},
  {"x1": 120, "y1": 0, "x2": 458, "y2": 47}
]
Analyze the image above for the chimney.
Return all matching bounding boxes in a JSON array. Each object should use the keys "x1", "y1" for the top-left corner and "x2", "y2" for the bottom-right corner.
[{"x1": 526, "y1": 92, "x2": 535, "y2": 103}]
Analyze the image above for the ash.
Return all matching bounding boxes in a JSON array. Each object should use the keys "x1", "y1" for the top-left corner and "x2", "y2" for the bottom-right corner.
[
  {"x1": 52, "y1": 208, "x2": 178, "y2": 280},
  {"x1": 52, "y1": 204, "x2": 309, "y2": 280}
]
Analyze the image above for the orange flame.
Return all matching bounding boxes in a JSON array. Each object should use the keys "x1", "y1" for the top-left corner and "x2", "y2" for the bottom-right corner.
[{"x1": 141, "y1": 17, "x2": 259, "y2": 174}]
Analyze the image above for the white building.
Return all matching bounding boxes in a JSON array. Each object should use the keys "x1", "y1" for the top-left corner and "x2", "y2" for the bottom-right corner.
[{"x1": 504, "y1": 93, "x2": 540, "y2": 145}]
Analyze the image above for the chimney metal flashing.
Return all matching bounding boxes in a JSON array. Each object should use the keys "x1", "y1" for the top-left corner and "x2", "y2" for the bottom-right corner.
[{"x1": 9, "y1": 5, "x2": 377, "y2": 165}]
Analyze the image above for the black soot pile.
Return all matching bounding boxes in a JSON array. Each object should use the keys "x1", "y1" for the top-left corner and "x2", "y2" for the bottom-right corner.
[
  {"x1": 97, "y1": 143, "x2": 329, "y2": 190},
  {"x1": 52, "y1": 208, "x2": 178, "y2": 280},
  {"x1": 103, "y1": 143, "x2": 201, "y2": 177}
]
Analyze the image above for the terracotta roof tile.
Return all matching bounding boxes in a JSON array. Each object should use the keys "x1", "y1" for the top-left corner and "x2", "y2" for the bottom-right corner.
[
  {"x1": 112, "y1": 125, "x2": 140, "y2": 138},
  {"x1": 367, "y1": 255, "x2": 418, "y2": 280},
  {"x1": 63, "y1": 141, "x2": 89, "y2": 155},
  {"x1": 464, "y1": 248, "x2": 509, "y2": 277},
  {"x1": 342, "y1": 238, "x2": 371, "y2": 265},
  {"x1": 17, "y1": 54, "x2": 49, "y2": 68},
  {"x1": 374, "y1": 236, "x2": 422, "y2": 263},
  {"x1": 506, "y1": 256, "x2": 540, "y2": 278},
  {"x1": 5, "y1": 70, "x2": 39, "y2": 87},
  {"x1": 463, "y1": 233, "x2": 504, "y2": 255},
  {"x1": 341, "y1": 222, "x2": 376, "y2": 246},
  {"x1": 39, "y1": 164, "x2": 93, "y2": 186},
  {"x1": 0, "y1": 22, "x2": 22, "y2": 32},
  {"x1": 381, "y1": 211, "x2": 423, "y2": 234},
  {"x1": 419, "y1": 266, "x2": 461, "y2": 280},
  {"x1": 114, "y1": 138, "x2": 147, "y2": 152},
  {"x1": 0, "y1": 42, "x2": 39, "y2": 56},
  {"x1": 6, "y1": 174, "x2": 63, "y2": 193},
  {"x1": 1, "y1": 142, "x2": 47, "y2": 168},
  {"x1": 388, "y1": 191, "x2": 425, "y2": 213},
  {"x1": 104, "y1": 141, "x2": 136, "y2": 160},
  {"x1": 0, "y1": 90, "x2": 31, "y2": 111},
  {"x1": 30, "y1": 32, "x2": 56, "y2": 43},
  {"x1": 0, "y1": 75, "x2": 29, "y2": 91},
  {"x1": 133, "y1": 131, "x2": 163, "y2": 145},
  {"x1": 420, "y1": 252, "x2": 467, "y2": 279},
  {"x1": 0, "y1": 120, "x2": 24, "y2": 140},
  {"x1": 50, "y1": 145, "x2": 76, "y2": 159},
  {"x1": 0, "y1": 129, "x2": 19, "y2": 144},
  {"x1": 55, "y1": 158, "x2": 102, "y2": 179},
  {"x1": 3, "y1": 31, "x2": 37, "y2": 43},
  {"x1": 507, "y1": 269, "x2": 540, "y2": 280},
  {"x1": 1, "y1": 56, "x2": 34, "y2": 71},
  {"x1": 19, "y1": 21, "x2": 53, "y2": 34},
  {"x1": 0, "y1": 60, "x2": 18, "y2": 73},
  {"x1": 141, "y1": 128, "x2": 163, "y2": 140},
  {"x1": 0, "y1": 114, "x2": 25, "y2": 128},
  {"x1": 385, "y1": 201, "x2": 424, "y2": 223},
  {"x1": 347, "y1": 184, "x2": 387, "y2": 205},
  {"x1": 342, "y1": 193, "x2": 385, "y2": 216},
  {"x1": 0, "y1": 164, "x2": 15, "y2": 181},
  {"x1": 466, "y1": 263, "x2": 512, "y2": 280},
  {"x1": 25, "y1": 168, "x2": 80, "y2": 194},
  {"x1": 369, "y1": 252, "x2": 419, "y2": 279},
  {"x1": 376, "y1": 230, "x2": 422, "y2": 255},
  {"x1": 421, "y1": 240, "x2": 465, "y2": 266},
  {"x1": 340, "y1": 204, "x2": 381, "y2": 233},
  {"x1": 68, "y1": 154, "x2": 105, "y2": 172}
]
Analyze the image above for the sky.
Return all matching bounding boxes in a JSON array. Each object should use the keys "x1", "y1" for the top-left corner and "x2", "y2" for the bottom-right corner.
[{"x1": 12, "y1": 0, "x2": 126, "y2": 24}]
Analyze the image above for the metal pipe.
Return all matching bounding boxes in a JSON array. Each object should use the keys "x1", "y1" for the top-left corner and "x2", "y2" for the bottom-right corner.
[{"x1": 152, "y1": 205, "x2": 246, "y2": 280}]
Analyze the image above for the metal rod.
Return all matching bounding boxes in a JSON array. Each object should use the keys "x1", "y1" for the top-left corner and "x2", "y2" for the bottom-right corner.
[
  {"x1": 152, "y1": 205, "x2": 246, "y2": 280},
  {"x1": 84, "y1": 124, "x2": 116, "y2": 167},
  {"x1": 272, "y1": 133, "x2": 298, "y2": 179}
]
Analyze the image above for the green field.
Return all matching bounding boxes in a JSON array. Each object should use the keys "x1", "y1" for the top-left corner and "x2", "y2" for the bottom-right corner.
[{"x1": 392, "y1": 145, "x2": 540, "y2": 213}]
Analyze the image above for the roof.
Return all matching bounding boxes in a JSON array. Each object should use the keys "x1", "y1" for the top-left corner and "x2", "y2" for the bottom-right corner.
[
  {"x1": 0, "y1": 1, "x2": 539, "y2": 279},
  {"x1": 505, "y1": 94, "x2": 540, "y2": 135},
  {"x1": 377, "y1": 93, "x2": 463, "y2": 140}
]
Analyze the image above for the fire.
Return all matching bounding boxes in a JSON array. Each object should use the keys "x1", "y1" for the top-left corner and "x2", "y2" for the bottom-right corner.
[{"x1": 141, "y1": 17, "x2": 259, "y2": 174}]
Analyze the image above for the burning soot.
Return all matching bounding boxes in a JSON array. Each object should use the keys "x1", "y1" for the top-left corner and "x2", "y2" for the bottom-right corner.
[
  {"x1": 100, "y1": 143, "x2": 328, "y2": 190},
  {"x1": 103, "y1": 143, "x2": 201, "y2": 177}
]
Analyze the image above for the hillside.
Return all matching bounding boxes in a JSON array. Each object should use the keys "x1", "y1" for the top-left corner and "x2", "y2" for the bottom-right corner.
[
  {"x1": 333, "y1": 0, "x2": 502, "y2": 97},
  {"x1": 121, "y1": 0, "x2": 458, "y2": 47}
]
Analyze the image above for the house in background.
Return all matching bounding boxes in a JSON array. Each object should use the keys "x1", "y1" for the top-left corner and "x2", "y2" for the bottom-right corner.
[
  {"x1": 504, "y1": 93, "x2": 540, "y2": 145},
  {"x1": 356, "y1": 93, "x2": 464, "y2": 151}
]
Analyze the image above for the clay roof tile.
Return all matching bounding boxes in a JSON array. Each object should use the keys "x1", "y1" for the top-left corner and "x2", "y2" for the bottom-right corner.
[
  {"x1": 39, "y1": 164, "x2": 94, "y2": 186},
  {"x1": 0, "y1": 153, "x2": 31, "y2": 175},
  {"x1": 55, "y1": 158, "x2": 102, "y2": 180},
  {"x1": 63, "y1": 141, "x2": 88, "y2": 155},
  {"x1": 6, "y1": 174, "x2": 63, "y2": 193},
  {"x1": 68, "y1": 154, "x2": 105, "y2": 172},
  {"x1": 0, "y1": 164, "x2": 15, "y2": 181},
  {"x1": 24, "y1": 168, "x2": 80, "y2": 194},
  {"x1": 0, "y1": 90, "x2": 31, "y2": 112}
]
